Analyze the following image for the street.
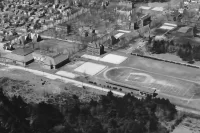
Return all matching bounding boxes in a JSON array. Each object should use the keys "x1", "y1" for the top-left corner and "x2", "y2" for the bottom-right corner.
[{"x1": 1, "y1": 62, "x2": 200, "y2": 115}]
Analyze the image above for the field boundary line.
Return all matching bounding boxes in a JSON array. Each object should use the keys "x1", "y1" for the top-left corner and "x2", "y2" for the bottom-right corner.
[
  {"x1": 183, "y1": 84, "x2": 193, "y2": 97},
  {"x1": 113, "y1": 66, "x2": 200, "y2": 84}
]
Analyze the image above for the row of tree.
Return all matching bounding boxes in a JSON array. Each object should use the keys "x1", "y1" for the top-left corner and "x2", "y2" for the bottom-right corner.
[
  {"x1": 0, "y1": 81, "x2": 178, "y2": 133},
  {"x1": 146, "y1": 36, "x2": 200, "y2": 62}
]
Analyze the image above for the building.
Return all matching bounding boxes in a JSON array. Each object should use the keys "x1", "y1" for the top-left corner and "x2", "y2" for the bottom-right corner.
[
  {"x1": 32, "y1": 50, "x2": 69, "y2": 69},
  {"x1": 3, "y1": 48, "x2": 34, "y2": 66},
  {"x1": 177, "y1": 26, "x2": 194, "y2": 37},
  {"x1": 118, "y1": 1, "x2": 134, "y2": 9},
  {"x1": 87, "y1": 42, "x2": 104, "y2": 56}
]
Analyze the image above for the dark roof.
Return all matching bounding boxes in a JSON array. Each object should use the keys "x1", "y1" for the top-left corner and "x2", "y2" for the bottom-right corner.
[
  {"x1": 177, "y1": 26, "x2": 192, "y2": 33},
  {"x1": 151, "y1": 28, "x2": 168, "y2": 36},
  {"x1": 12, "y1": 48, "x2": 34, "y2": 56}
]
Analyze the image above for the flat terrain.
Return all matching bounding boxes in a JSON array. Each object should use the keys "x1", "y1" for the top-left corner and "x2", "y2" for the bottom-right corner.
[
  {"x1": 104, "y1": 67, "x2": 198, "y2": 98},
  {"x1": 39, "y1": 39, "x2": 81, "y2": 53},
  {"x1": 0, "y1": 64, "x2": 105, "y2": 104},
  {"x1": 172, "y1": 117, "x2": 200, "y2": 133},
  {"x1": 121, "y1": 55, "x2": 200, "y2": 82},
  {"x1": 90, "y1": 52, "x2": 200, "y2": 110},
  {"x1": 144, "y1": 53, "x2": 200, "y2": 66}
]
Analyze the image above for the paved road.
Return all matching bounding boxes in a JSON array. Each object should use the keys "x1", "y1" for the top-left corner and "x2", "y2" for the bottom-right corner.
[
  {"x1": 0, "y1": 63, "x2": 125, "y2": 97},
  {"x1": 1, "y1": 62, "x2": 200, "y2": 115}
]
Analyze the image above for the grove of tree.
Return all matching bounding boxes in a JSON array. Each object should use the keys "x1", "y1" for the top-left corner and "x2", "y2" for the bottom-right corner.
[
  {"x1": 0, "y1": 83, "x2": 179, "y2": 133},
  {"x1": 146, "y1": 36, "x2": 200, "y2": 63}
]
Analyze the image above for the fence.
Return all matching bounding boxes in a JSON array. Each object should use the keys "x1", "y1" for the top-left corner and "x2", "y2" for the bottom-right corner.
[{"x1": 131, "y1": 53, "x2": 200, "y2": 69}]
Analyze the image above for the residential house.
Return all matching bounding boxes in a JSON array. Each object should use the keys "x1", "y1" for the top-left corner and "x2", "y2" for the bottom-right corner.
[
  {"x1": 78, "y1": 26, "x2": 95, "y2": 37},
  {"x1": 0, "y1": 35, "x2": 5, "y2": 42},
  {"x1": 30, "y1": 33, "x2": 42, "y2": 42},
  {"x1": 62, "y1": 8, "x2": 72, "y2": 16},
  {"x1": 53, "y1": 4, "x2": 59, "y2": 9}
]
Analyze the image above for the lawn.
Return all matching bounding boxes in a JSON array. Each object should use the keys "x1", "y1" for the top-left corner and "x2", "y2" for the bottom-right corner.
[
  {"x1": 172, "y1": 117, "x2": 200, "y2": 133},
  {"x1": 0, "y1": 66, "x2": 104, "y2": 104},
  {"x1": 121, "y1": 55, "x2": 200, "y2": 82},
  {"x1": 38, "y1": 39, "x2": 83, "y2": 56},
  {"x1": 104, "y1": 67, "x2": 198, "y2": 98}
]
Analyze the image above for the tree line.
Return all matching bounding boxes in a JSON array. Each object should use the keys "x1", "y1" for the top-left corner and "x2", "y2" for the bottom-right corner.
[
  {"x1": 146, "y1": 36, "x2": 200, "y2": 63},
  {"x1": 0, "y1": 84, "x2": 179, "y2": 133}
]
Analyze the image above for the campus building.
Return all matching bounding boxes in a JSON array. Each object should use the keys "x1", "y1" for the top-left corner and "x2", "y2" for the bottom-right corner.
[
  {"x1": 87, "y1": 42, "x2": 104, "y2": 56},
  {"x1": 3, "y1": 48, "x2": 34, "y2": 66},
  {"x1": 32, "y1": 50, "x2": 69, "y2": 69}
]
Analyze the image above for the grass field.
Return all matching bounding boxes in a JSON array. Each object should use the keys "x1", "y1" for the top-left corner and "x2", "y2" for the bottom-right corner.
[
  {"x1": 121, "y1": 55, "x2": 200, "y2": 82},
  {"x1": 38, "y1": 39, "x2": 82, "y2": 56},
  {"x1": 104, "y1": 67, "x2": 199, "y2": 98},
  {"x1": 0, "y1": 65, "x2": 103, "y2": 104}
]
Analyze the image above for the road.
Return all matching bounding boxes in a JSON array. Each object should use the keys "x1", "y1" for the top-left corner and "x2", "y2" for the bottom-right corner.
[
  {"x1": 1, "y1": 62, "x2": 200, "y2": 115},
  {"x1": 0, "y1": 63, "x2": 125, "y2": 97}
]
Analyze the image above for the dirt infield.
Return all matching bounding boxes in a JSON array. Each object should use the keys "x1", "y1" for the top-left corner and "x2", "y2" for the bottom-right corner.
[{"x1": 104, "y1": 67, "x2": 200, "y2": 99}]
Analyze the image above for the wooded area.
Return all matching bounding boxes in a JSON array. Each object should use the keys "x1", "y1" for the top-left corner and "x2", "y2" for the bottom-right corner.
[
  {"x1": 0, "y1": 83, "x2": 179, "y2": 133},
  {"x1": 146, "y1": 36, "x2": 200, "y2": 62}
]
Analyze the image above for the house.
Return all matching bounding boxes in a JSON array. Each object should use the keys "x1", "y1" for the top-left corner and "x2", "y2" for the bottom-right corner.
[
  {"x1": 78, "y1": 26, "x2": 95, "y2": 37},
  {"x1": 0, "y1": 35, "x2": 5, "y2": 42},
  {"x1": 3, "y1": 48, "x2": 34, "y2": 66},
  {"x1": 32, "y1": 50, "x2": 69, "y2": 69},
  {"x1": 118, "y1": 1, "x2": 133, "y2": 9},
  {"x1": 28, "y1": 11, "x2": 35, "y2": 16},
  {"x1": 30, "y1": 33, "x2": 42, "y2": 42}
]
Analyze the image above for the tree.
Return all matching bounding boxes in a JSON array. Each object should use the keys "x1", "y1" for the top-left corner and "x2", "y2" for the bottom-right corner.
[
  {"x1": 30, "y1": 102, "x2": 63, "y2": 132},
  {"x1": 0, "y1": 89, "x2": 31, "y2": 133},
  {"x1": 179, "y1": 0, "x2": 184, "y2": 9}
]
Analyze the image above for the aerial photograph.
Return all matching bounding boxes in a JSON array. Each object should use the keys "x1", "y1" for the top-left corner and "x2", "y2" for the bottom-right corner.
[{"x1": 1, "y1": 0, "x2": 200, "y2": 133}]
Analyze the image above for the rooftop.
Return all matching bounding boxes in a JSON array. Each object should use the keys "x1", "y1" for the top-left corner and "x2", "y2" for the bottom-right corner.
[
  {"x1": 12, "y1": 48, "x2": 34, "y2": 56},
  {"x1": 177, "y1": 26, "x2": 193, "y2": 33},
  {"x1": 151, "y1": 7, "x2": 164, "y2": 12},
  {"x1": 34, "y1": 50, "x2": 62, "y2": 58},
  {"x1": 139, "y1": 6, "x2": 151, "y2": 10}
]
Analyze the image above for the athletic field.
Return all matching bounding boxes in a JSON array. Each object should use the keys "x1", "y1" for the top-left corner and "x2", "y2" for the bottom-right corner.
[{"x1": 103, "y1": 67, "x2": 200, "y2": 98}]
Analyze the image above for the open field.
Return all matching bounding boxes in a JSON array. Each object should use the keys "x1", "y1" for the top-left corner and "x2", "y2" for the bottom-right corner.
[
  {"x1": 172, "y1": 117, "x2": 200, "y2": 133},
  {"x1": 38, "y1": 39, "x2": 82, "y2": 55},
  {"x1": 86, "y1": 52, "x2": 200, "y2": 110},
  {"x1": 39, "y1": 39, "x2": 79, "y2": 49},
  {"x1": 99, "y1": 53, "x2": 128, "y2": 64},
  {"x1": 0, "y1": 64, "x2": 104, "y2": 104},
  {"x1": 121, "y1": 55, "x2": 200, "y2": 82},
  {"x1": 74, "y1": 62, "x2": 107, "y2": 76},
  {"x1": 144, "y1": 53, "x2": 200, "y2": 66},
  {"x1": 104, "y1": 67, "x2": 199, "y2": 98}
]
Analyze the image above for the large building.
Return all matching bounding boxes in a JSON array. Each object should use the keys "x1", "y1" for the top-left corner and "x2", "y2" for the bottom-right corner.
[
  {"x1": 87, "y1": 42, "x2": 104, "y2": 56},
  {"x1": 32, "y1": 50, "x2": 69, "y2": 69},
  {"x1": 3, "y1": 48, "x2": 34, "y2": 66}
]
